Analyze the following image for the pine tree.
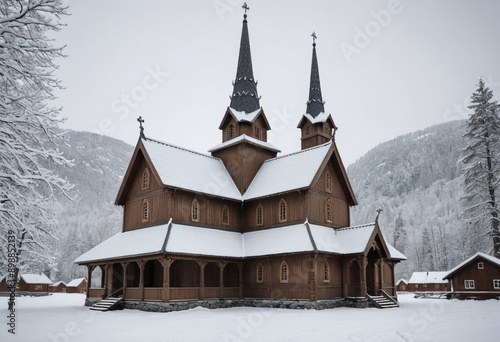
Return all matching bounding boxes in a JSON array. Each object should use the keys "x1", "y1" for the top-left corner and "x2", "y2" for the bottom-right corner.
[
  {"x1": 0, "y1": 0, "x2": 71, "y2": 301},
  {"x1": 461, "y1": 79, "x2": 500, "y2": 258}
]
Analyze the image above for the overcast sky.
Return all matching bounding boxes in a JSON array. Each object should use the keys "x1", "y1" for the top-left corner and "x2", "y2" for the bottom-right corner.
[{"x1": 54, "y1": 0, "x2": 500, "y2": 166}]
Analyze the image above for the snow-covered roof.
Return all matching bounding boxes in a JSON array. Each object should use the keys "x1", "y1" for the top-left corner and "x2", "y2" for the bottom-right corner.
[
  {"x1": 50, "y1": 281, "x2": 67, "y2": 287},
  {"x1": 302, "y1": 112, "x2": 331, "y2": 124},
  {"x1": 443, "y1": 252, "x2": 500, "y2": 280},
  {"x1": 20, "y1": 273, "x2": 52, "y2": 285},
  {"x1": 243, "y1": 142, "x2": 332, "y2": 200},
  {"x1": 142, "y1": 138, "x2": 242, "y2": 200},
  {"x1": 228, "y1": 107, "x2": 262, "y2": 123},
  {"x1": 396, "y1": 279, "x2": 408, "y2": 285},
  {"x1": 76, "y1": 219, "x2": 406, "y2": 263},
  {"x1": 74, "y1": 223, "x2": 171, "y2": 264},
  {"x1": 67, "y1": 278, "x2": 86, "y2": 287},
  {"x1": 208, "y1": 134, "x2": 280, "y2": 153},
  {"x1": 408, "y1": 272, "x2": 449, "y2": 284}
]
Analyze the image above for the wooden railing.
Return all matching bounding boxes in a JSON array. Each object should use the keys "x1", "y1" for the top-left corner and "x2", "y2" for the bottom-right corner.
[
  {"x1": 88, "y1": 288, "x2": 105, "y2": 298},
  {"x1": 170, "y1": 287, "x2": 199, "y2": 300}
]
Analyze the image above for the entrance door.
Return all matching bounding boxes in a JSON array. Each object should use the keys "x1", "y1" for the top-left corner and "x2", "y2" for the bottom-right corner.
[{"x1": 112, "y1": 263, "x2": 124, "y2": 294}]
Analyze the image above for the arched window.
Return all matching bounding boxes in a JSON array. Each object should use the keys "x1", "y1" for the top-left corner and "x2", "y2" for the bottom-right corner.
[
  {"x1": 254, "y1": 124, "x2": 261, "y2": 139},
  {"x1": 142, "y1": 168, "x2": 149, "y2": 189},
  {"x1": 280, "y1": 261, "x2": 288, "y2": 283},
  {"x1": 142, "y1": 199, "x2": 149, "y2": 221},
  {"x1": 192, "y1": 199, "x2": 199, "y2": 222},
  {"x1": 256, "y1": 204, "x2": 263, "y2": 226},
  {"x1": 279, "y1": 199, "x2": 287, "y2": 223},
  {"x1": 228, "y1": 124, "x2": 235, "y2": 139},
  {"x1": 222, "y1": 206, "x2": 229, "y2": 225},
  {"x1": 256, "y1": 263, "x2": 263, "y2": 283},
  {"x1": 326, "y1": 198, "x2": 332, "y2": 223},
  {"x1": 325, "y1": 171, "x2": 332, "y2": 193},
  {"x1": 323, "y1": 261, "x2": 329, "y2": 282}
]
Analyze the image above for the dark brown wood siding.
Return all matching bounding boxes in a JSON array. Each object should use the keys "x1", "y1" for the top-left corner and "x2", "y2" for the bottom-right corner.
[{"x1": 450, "y1": 257, "x2": 500, "y2": 292}]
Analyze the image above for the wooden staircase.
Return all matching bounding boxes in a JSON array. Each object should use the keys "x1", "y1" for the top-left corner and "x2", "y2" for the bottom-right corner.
[
  {"x1": 367, "y1": 290, "x2": 399, "y2": 309},
  {"x1": 90, "y1": 296, "x2": 123, "y2": 311}
]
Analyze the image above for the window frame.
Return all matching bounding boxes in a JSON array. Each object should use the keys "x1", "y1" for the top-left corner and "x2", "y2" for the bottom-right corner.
[
  {"x1": 280, "y1": 261, "x2": 289, "y2": 283},
  {"x1": 192, "y1": 199, "x2": 199, "y2": 222},
  {"x1": 254, "y1": 123, "x2": 261, "y2": 139},
  {"x1": 478, "y1": 262, "x2": 484, "y2": 270},
  {"x1": 142, "y1": 199, "x2": 149, "y2": 222},
  {"x1": 325, "y1": 171, "x2": 332, "y2": 193},
  {"x1": 256, "y1": 204, "x2": 263, "y2": 226},
  {"x1": 256, "y1": 263, "x2": 263, "y2": 283},
  {"x1": 325, "y1": 198, "x2": 332, "y2": 223},
  {"x1": 279, "y1": 199, "x2": 287, "y2": 223},
  {"x1": 493, "y1": 279, "x2": 500, "y2": 289},
  {"x1": 222, "y1": 206, "x2": 229, "y2": 225},
  {"x1": 323, "y1": 261, "x2": 330, "y2": 283},
  {"x1": 142, "y1": 168, "x2": 150, "y2": 190},
  {"x1": 228, "y1": 124, "x2": 235, "y2": 139},
  {"x1": 464, "y1": 280, "x2": 475, "y2": 289}
]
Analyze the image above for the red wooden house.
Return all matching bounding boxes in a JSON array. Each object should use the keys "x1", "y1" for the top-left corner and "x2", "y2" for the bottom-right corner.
[
  {"x1": 18, "y1": 274, "x2": 52, "y2": 293},
  {"x1": 408, "y1": 272, "x2": 450, "y2": 292},
  {"x1": 49, "y1": 281, "x2": 67, "y2": 293},
  {"x1": 396, "y1": 279, "x2": 408, "y2": 292},
  {"x1": 443, "y1": 252, "x2": 500, "y2": 300},
  {"x1": 76, "y1": 9, "x2": 405, "y2": 309},
  {"x1": 0, "y1": 275, "x2": 14, "y2": 292},
  {"x1": 66, "y1": 278, "x2": 87, "y2": 293}
]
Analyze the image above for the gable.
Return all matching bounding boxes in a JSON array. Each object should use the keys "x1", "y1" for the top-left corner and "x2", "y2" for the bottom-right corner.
[
  {"x1": 443, "y1": 253, "x2": 500, "y2": 280},
  {"x1": 218, "y1": 107, "x2": 271, "y2": 130}
]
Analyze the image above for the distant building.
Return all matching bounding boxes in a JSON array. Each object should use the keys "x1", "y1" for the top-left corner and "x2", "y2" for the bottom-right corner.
[
  {"x1": 408, "y1": 272, "x2": 450, "y2": 292},
  {"x1": 17, "y1": 274, "x2": 52, "y2": 293},
  {"x1": 396, "y1": 279, "x2": 408, "y2": 292},
  {"x1": 0, "y1": 274, "x2": 14, "y2": 292},
  {"x1": 66, "y1": 278, "x2": 87, "y2": 293},
  {"x1": 49, "y1": 281, "x2": 67, "y2": 293},
  {"x1": 443, "y1": 252, "x2": 500, "y2": 300}
]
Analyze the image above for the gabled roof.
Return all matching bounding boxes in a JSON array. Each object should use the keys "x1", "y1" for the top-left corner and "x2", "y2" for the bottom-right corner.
[
  {"x1": 50, "y1": 281, "x2": 67, "y2": 287},
  {"x1": 218, "y1": 107, "x2": 271, "y2": 131},
  {"x1": 67, "y1": 278, "x2": 86, "y2": 287},
  {"x1": 297, "y1": 112, "x2": 336, "y2": 129},
  {"x1": 443, "y1": 252, "x2": 500, "y2": 280},
  {"x1": 75, "y1": 219, "x2": 406, "y2": 263},
  {"x1": 396, "y1": 279, "x2": 408, "y2": 286},
  {"x1": 20, "y1": 273, "x2": 52, "y2": 285},
  {"x1": 242, "y1": 141, "x2": 332, "y2": 200},
  {"x1": 209, "y1": 134, "x2": 280, "y2": 154},
  {"x1": 408, "y1": 272, "x2": 449, "y2": 284}
]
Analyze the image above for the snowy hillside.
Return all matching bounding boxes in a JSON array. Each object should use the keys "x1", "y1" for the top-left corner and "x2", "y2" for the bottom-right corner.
[
  {"x1": 48, "y1": 130, "x2": 133, "y2": 283},
  {"x1": 347, "y1": 120, "x2": 468, "y2": 279}
]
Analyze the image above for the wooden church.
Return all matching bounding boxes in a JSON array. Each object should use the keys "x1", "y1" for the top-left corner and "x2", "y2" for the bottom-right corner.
[{"x1": 76, "y1": 7, "x2": 405, "y2": 309}]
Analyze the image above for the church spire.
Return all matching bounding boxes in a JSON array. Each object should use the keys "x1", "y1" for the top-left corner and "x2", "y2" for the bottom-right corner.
[
  {"x1": 230, "y1": 3, "x2": 260, "y2": 113},
  {"x1": 306, "y1": 32, "x2": 325, "y2": 118}
]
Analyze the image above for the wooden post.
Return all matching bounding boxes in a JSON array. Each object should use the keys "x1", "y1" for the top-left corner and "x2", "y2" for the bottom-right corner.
[
  {"x1": 121, "y1": 262, "x2": 128, "y2": 299},
  {"x1": 360, "y1": 257, "x2": 367, "y2": 297},
  {"x1": 219, "y1": 262, "x2": 225, "y2": 299},
  {"x1": 162, "y1": 258, "x2": 172, "y2": 302},
  {"x1": 138, "y1": 260, "x2": 145, "y2": 301},
  {"x1": 198, "y1": 261, "x2": 206, "y2": 300},
  {"x1": 86, "y1": 265, "x2": 93, "y2": 299},
  {"x1": 238, "y1": 262, "x2": 243, "y2": 298},
  {"x1": 309, "y1": 255, "x2": 317, "y2": 301},
  {"x1": 379, "y1": 260, "x2": 384, "y2": 294},
  {"x1": 342, "y1": 258, "x2": 349, "y2": 298},
  {"x1": 104, "y1": 264, "x2": 111, "y2": 298}
]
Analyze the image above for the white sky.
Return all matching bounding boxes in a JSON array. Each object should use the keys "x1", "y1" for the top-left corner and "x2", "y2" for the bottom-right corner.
[{"x1": 54, "y1": 0, "x2": 500, "y2": 166}]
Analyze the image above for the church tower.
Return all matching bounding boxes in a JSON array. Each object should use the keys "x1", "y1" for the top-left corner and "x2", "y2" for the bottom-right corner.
[
  {"x1": 297, "y1": 33, "x2": 337, "y2": 150},
  {"x1": 210, "y1": 4, "x2": 279, "y2": 194}
]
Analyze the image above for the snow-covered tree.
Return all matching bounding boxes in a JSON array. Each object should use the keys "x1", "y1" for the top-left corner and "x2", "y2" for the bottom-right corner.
[
  {"x1": 461, "y1": 79, "x2": 500, "y2": 258},
  {"x1": 0, "y1": 0, "x2": 71, "y2": 293}
]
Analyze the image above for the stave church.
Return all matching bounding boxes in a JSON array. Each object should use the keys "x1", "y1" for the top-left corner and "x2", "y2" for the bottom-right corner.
[{"x1": 76, "y1": 5, "x2": 405, "y2": 311}]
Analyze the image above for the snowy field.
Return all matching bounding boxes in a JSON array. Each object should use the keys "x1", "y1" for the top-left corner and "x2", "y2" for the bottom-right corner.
[{"x1": 1, "y1": 293, "x2": 499, "y2": 342}]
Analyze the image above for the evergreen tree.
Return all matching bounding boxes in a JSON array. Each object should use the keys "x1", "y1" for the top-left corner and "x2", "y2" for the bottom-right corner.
[{"x1": 461, "y1": 79, "x2": 500, "y2": 258}]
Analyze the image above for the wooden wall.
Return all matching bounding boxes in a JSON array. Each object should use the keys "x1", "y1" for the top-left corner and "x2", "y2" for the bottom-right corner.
[
  {"x1": 17, "y1": 279, "x2": 49, "y2": 292},
  {"x1": 449, "y1": 257, "x2": 500, "y2": 292},
  {"x1": 221, "y1": 114, "x2": 268, "y2": 143}
]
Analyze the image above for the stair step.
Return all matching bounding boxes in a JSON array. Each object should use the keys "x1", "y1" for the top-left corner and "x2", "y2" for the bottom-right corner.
[{"x1": 89, "y1": 307, "x2": 108, "y2": 311}]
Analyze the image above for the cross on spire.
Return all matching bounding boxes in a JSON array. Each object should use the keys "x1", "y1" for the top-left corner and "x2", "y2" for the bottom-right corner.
[
  {"x1": 242, "y1": 2, "x2": 249, "y2": 16},
  {"x1": 137, "y1": 116, "x2": 145, "y2": 138},
  {"x1": 375, "y1": 208, "x2": 383, "y2": 225},
  {"x1": 311, "y1": 31, "x2": 317, "y2": 46}
]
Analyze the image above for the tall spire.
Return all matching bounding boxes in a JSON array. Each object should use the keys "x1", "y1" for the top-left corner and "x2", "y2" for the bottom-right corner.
[
  {"x1": 230, "y1": 3, "x2": 260, "y2": 113},
  {"x1": 306, "y1": 32, "x2": 325, "y2": 118}
]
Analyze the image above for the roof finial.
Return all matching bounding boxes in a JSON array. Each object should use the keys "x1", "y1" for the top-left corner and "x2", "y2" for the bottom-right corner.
[
  {"x1": 137, "y1": 116, "x2": 145, "y2": 138},
  {"x1": 375, "y1": 208, "x2": 383, "y2": 225},
  {"x1": 311, "y1": 31, "x2": 317, "y2": 46},
  {"x1": 242, "y1": 2, "x2": 249, "y2": 19}
]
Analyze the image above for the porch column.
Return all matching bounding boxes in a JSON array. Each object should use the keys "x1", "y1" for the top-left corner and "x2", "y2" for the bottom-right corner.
[
  {"x1": 218, "y1": 262, "x2": 225, "y2": 299},
  {"x1": 197, "y1": 261, "x2": 206, "y2": 300},
  {"x1": 138, "y1": 260, "x2": 145, "y2": 301},
  {"x1": 104, "y1": 264, "x2": 111, "y2": 298},
  {"x1": 121, "y1": 262, "x2": 128, "y2": 299},
  {"x1": 360, "y1": 257, "x2": 367, "y2": 296},
  {"x1": 161, "y1": 258, "x2": 172, "y2": 302},
  {"x1": 309, "y1": 255, "x2": 317, "y2": 301},
  {"x1": 238, "y1": 262, "x2": 243, "y2": 298},
  {"x1": 86, "y1": 265, "x2": 93, "y2": 299},
  {"x1": 341, "y1": 258, "x2": 349, "y2": 298},
  {"x1": 379, "y1": 260, "x2": 384, "y2": 294}
]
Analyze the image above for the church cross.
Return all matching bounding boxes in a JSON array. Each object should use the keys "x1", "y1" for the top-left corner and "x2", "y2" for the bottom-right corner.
[
  {"x1": 312, "y1": 31, "x2": 317, "y2": 44},
  {"x1": 242, "y1": 2, "x2": 249, "y2": 14},
  {"x1": 137, "y1": 116, "x2": 145, "y2": 138},
  {"x1": 375, "y1": 208, "x2": 383, "y2": 224}
]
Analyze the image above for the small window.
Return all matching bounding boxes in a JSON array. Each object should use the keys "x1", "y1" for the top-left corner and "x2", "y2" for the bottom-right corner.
[
  {"x1": 254, "y1": 124, "x2": 261, "y2": 139},
  {"x1": 415, "y1": 284, "x2": 419, "y2": 289},
  {"x1": 493, "y1": 279, "x2": 500, "y2": 289},
  {"x1": 280, "y1": 261, "x2": 288, "y2": 283},
  {"x1": 192, "y1": 199, "x2": 199, "y2": 222},
  {"x1": 478, "y1": 262, "x2": 484, "y2": 269},
  {"x1": 142, "y1": 168, "x2": 149, "y2": 189},
  {"x1": 323, "y1": 261, "x2": 329, "y2": 282},
  {"x1": 228, "y1": 124, "x2": 235, "y2": 139},
  {"x1": 325, "y1": 198, "x2": 332, "y2": 223},
  {"x1": 256, "y1": 264, "x2": 263, "y2": 283},
  {"x1": 256, "y1": 205, "x2": 263, "y2": 226},
  {"x1": 279, "y1": 199, "x2": 287, "y2": 223},
  {"x1": 325, "y1": 172, "x2": 332, "y2": 193},
  {"x1": 34, "y1": 285, "x2": 42, "y2": 291},
  {"x1": 465, "y1": 280, "x2": 475, "y2": 289},
  {"x1": 142, "y1": 199, "x2": 149, "y2": 221},
  {"x1": 222, "y1": 206, "x2": 229, "y2": 225}
]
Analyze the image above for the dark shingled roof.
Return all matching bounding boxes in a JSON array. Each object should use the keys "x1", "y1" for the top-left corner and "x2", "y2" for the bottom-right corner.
[
  {"x1": 230, "y1": 15, "x2": 260, "y2": 113},
  {"x1": 306, "y1": 42, "x2": 325, "y2": 118}
]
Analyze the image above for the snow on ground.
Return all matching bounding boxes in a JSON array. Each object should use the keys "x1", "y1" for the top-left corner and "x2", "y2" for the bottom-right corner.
[{"x1": 1, "y1": 293, "x2": 499, "y2": 342}]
